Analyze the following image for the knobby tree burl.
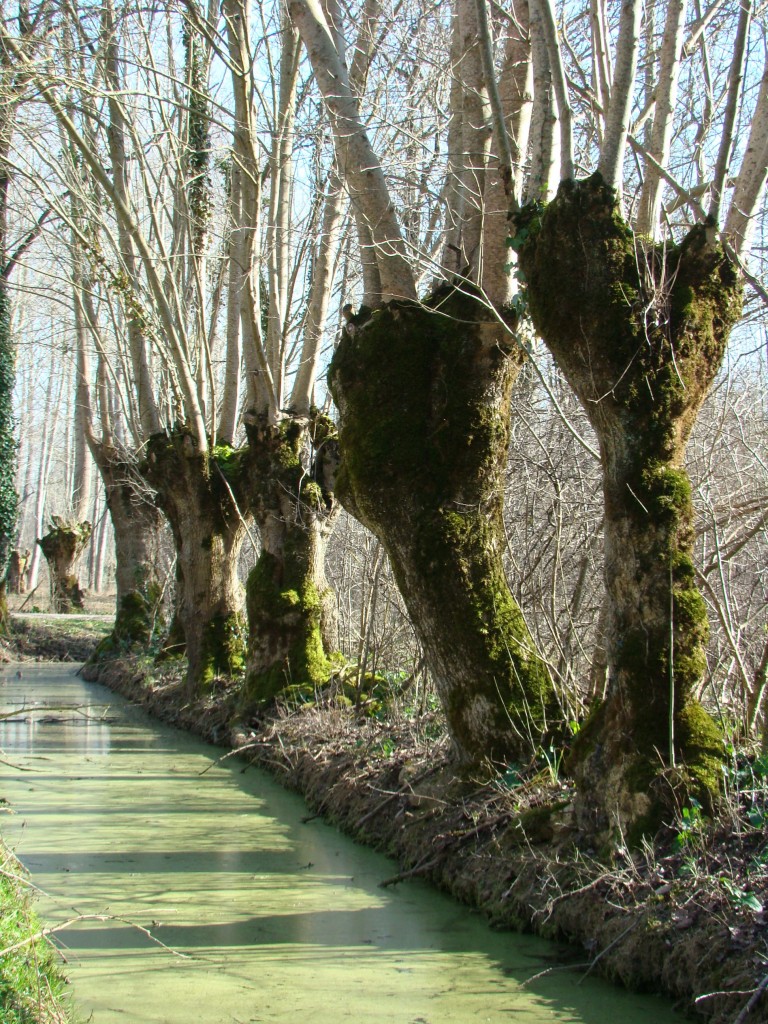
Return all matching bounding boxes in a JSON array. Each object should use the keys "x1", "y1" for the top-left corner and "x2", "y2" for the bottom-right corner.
[{"x1": 37, "y1": 516, "x2": 92, "y2": 613}]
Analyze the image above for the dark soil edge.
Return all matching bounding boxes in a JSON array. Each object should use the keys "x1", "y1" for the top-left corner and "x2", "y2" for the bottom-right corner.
[{"x1": 83, "y1": 657, "x2": 767, "y2": 1024}]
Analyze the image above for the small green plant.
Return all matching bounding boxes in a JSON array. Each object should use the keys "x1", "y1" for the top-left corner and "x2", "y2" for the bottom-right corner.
[
  {"x1": 747, "y1": 804, "x2": 767, "y2": 829},
  {"x1": 674, "y1": 797, "x2": 704, "y2": 850},
  {"x1": 677, "y1": 855, "x2": 699, "y2": 879},
  {"x1": 538, "y1": 744, "x2": 564, "y2": 784},
  {"x1": 720, "y1": 877, "x2": 763, "y2": 913},
  {"x1": 729, "y1": 751, "x2": 768, "y2": 831},
  {"x1": 372, "y1": 737, "x2": 396, "y2": 758},
  {"x1": 497, "y1": 763, "x2": 524, "y2": 791}
]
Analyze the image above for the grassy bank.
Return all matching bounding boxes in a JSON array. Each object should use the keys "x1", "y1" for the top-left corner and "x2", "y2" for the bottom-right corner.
[
  {"x1": 4, "y1": 615, "x2": 112, "y2": 663},
  {"x1": 0, "y1": 840, "x2": 74, "y2": 1024}
]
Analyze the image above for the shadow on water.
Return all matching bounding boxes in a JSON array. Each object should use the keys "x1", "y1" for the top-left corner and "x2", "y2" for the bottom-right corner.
[{"x1": 1, "y1": 665, "x2": 680, "y2": 1024}]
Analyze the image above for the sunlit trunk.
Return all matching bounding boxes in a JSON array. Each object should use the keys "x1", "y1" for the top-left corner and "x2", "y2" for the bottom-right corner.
[
  {"x1": 329, "y1": 289, "x2": 556, "y2": 766},
  {"x1": 7, "y1": 549, "x2": 29, "y2": 595},
  {"x1": 517, "y1": 173, "x2": 743, "y2": 835},
  {"x1": 242, "y1": 413, "x2": 339, "y2": 702},
  {"x1": 90, "y1": 444, "x2": 165, "y2": 649},
  {"x1": 143, "y1": 431, "x2": 248, "y2": 693},
  {"x1": 37, "y1": 517, "x2": 92, "y2": 613}
]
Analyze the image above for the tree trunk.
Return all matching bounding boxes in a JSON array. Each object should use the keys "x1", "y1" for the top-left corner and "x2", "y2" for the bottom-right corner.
[
  {"x1": 90, "y1": 443, "x2": 166, "y2": 651},
  {"x1": 328, "y1": 288, "x2": 556, "y2": 767},
  {"x1": 37, "y1": 517, "x2": 92, "y2": 613},
  {"x1": 242, "y1": 412, "x2": 339, "y2": 703},
  {"x1": 142, "y1": 431, "x2": 247, "y2": 693},
  {"x1": 0, "y1": 285, "x2": 16, "y2": 630},
  {"x1": 7, "y1": 549, "x2": 29, "y2": 594},
  {"x1": 516, "y1": 173, "x2": 743, "y2": 835}
]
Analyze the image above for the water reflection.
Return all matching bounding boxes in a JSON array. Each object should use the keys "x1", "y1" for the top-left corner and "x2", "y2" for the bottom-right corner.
[{"x1": 1, "y1": 665, "x2": 679, "y2": 1024}]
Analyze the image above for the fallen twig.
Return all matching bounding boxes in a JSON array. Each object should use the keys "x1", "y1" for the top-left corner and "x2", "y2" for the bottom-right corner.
[
  {"x1": 0, "y1": 912, "x2": 193, "y2": 961},
  {"x1": 198, "y1": 740, "x2": 275, "y2": 776},
  {"x1": 733, "y1": 972, "x2": 768, "y2": 1024},
  {"x1": 356, "y1": 763, "x2": 442, "y2": 829},
  {"x1": 523, "y1": 961, "x2": 592, "y2": 985},
  {"x1": 380, "y1": 855, "x2": 441, "y2": 888},
  {"x1": 577, "y1": 917, "x2": 643, "y2": 985},
  {"x1": 0, "y1": 754, "x2": 43, "y2": 772}
]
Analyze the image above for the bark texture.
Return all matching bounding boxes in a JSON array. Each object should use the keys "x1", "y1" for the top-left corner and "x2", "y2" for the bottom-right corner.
[
  {"x1": 37, "y1": 517, "x2": 92, "y2": 613},
  {"x1": 142, "y1": 431, "x2": 247, "y2": 693},
  {"x1": 0, "y1": 285, "x2": 16, "y2": 628},
  {"x1": 242, "y1": 412, "x2": 339, "y2": 703},
  {"x1": 90, "y1": 443, "x2": 166, "y2": 651},
  {"x1": 7, "y1": 549, "x2": 29, "y2": 594},
  {"x1": 515, "y1": 173, "x2": 743, "y2": 836},
  {"x1": 328, "y1": 288, "x2": 556, "y2": 767}
]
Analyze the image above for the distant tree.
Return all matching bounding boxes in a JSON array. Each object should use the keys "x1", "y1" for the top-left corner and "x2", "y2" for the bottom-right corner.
[{"x1": 0, "y1": 0, "x2": 50, "y2": 628}]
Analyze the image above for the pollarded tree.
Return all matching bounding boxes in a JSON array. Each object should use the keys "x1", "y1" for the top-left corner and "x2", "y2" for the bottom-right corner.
[
  {"x1": 213, "y1": 0, "x2": 345, "y2": 703},
  {"x1": 37, "y1": 219, "x2": 96, "y2": 615},
  {"x1": 70, "y1": 229, "x2": 167, "y2": 650},
  {"x1": 513, "y1": 0, "x2": 767, "y2": 834},
  {"x1": 290, "y1": 0, "x2": 558, "y2": 766},
  {"x1": 4, "y1": 0, "x2": 250, "y2": 685},
  {"x1": 88, "y1": 0, "x2": 247, "y2": 684},
  {"x1": 37, "y1": 515, "x2": 92, "y2": 612},
  {"x1": 8, "y1": 0, "x2": 351, "y2": 694},
  {"x1": 11, "y1": 5, "x2": 168, "y2": 645}
]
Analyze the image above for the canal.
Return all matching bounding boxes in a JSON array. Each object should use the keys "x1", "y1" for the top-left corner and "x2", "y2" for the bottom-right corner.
[{"x1": 1, "y1": 664, "x2": 680, "y2": 1023}]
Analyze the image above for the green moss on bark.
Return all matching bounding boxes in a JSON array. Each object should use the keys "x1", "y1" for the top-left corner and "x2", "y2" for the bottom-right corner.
[
  {"x1": 514, "y1": 174, "x2": 742, "y2": 824},
  {"x1": 242, "y1": 410, "x2": 339, "y2": 703},
  {"x1": 199, "y1": 611, "x2": 246, "y2": 687},
  {"x1": 91, "y1": 589, "x2": 159, "y2": 662},
  {"x1": 142, "y1": 430, "x2": 248, "y2": 692},
  {"x1": 329, "y1": 287, "x2": 556, "y2": 765},
  {"x1": 244, "y1": 546, "x2": 331, "y2": 703}
]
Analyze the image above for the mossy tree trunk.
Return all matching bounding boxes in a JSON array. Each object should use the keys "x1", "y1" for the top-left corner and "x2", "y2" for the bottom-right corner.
[
  {"x1": 37, "y1": 517, "x2": 92, "y2": 613},
  {"x1": 515, "y1": 174, "x2": 743, "y2": 833},
  {"x1": 7, "y1": 549, "x2": 29, "y2": 595},
  {"x1": 143, "y1": 431, "x2": 248, "y2": 693},
  {"x1": 242, "y1": 412, "x2": 339, "y2": 702},
  {"x1": 328, "y1": 288, "x2": 556, "y2": 767},
  {"x1": 91, "y1": 444, "x2": 166, "y2": 650}
]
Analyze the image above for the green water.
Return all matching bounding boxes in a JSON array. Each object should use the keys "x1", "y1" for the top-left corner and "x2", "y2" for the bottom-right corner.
[{"x1": 1, "y1": 665, "x2": 679, "y2": 1023}]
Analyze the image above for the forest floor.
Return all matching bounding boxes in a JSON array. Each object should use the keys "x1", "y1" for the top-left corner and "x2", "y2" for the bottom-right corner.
[{"x1": 3, "y1": 617, "x2": 768, "y2": 1024}]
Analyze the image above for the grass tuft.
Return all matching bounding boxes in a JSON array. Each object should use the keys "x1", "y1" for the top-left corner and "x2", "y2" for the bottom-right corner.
[{"x1": 0, "y1": 839, "x2": 75, "y2": 1024}]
